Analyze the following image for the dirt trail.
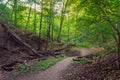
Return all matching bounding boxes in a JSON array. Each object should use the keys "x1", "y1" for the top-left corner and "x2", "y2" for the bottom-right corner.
[
  {"x1": 15, "y1": 57, "x2": 75, "y2": 80},
  {"x1": 16, "y1": 48, "x2": 103, "y2": 80},
  {"x1": 14, "y1": 47, "x2": 103, "y2": 80}
]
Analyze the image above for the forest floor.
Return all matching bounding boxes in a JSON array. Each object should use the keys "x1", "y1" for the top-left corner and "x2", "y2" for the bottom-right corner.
[
  {"x1": 14, "y1": 57, "x2": 75, "y2": 80},
  {"x1": 61, "y1": 51, "x2": 120, "y2": 80},
  {"x1": 13, "y1": 47, "x2": 103, "y2": 80},
  {"x1": 0, "y1": 47, "x2": 102, "y2": 80},
  {"x1": 0, "y1": 47, "x2": 119, "y2": 80}
]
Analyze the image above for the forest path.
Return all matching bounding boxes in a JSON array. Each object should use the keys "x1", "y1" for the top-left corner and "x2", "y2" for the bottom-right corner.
[
  {"x1": 15, "y1": 47, "x2": 103, "y2": 80},
  {"x1": 15, "y1": 57, "x2": 76, "y2": 80}
]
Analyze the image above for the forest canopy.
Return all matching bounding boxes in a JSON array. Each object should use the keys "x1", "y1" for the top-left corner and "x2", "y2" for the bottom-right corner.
[{"x1": 0, "y1": 0, "x2": 119, "y2": 50}]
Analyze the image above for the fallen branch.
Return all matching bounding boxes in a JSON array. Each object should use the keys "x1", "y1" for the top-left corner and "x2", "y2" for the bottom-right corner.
[
  {"x1": 0, "y1": 22, "x2": 42, "y2": 57},
  {"x1": 1, "y1": 61, "x2": 23, "y2": 71}
]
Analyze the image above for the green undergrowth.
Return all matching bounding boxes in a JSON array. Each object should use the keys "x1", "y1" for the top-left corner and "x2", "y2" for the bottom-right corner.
[
  {"x1": 32, "y1": 55, "x2": 67, "y2": 71},
  {"x1": 13, "y1": 55, "x2": 67, "y2": 77}
]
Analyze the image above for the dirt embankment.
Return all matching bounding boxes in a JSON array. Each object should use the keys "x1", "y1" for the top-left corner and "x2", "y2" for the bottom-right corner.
[
  {"x1": 0, "y1": 23, "x2": 48, "y2": 80},
  {"x1": 0, "y1": 23, "x2": 49, "y2": 70},
  {"x1": 61, "y1": 53, "x2": 119, "y2": 80}
]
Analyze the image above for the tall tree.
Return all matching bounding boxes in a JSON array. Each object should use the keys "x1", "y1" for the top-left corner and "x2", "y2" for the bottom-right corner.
[
  {"x1": 33, "y1": 3, "x2": 37, "y2": 33},
  {"x1": 57, "y1": 0, "x2": 68, "y2": 42},
  {"x1": 25, "y1": 5, "x2": 32, "y2": 33},
  {"x1": 47, "y1": 0, "x2": 55, "y2": 39},
  {"x1": 14, "y1": 0, "x2": 17, "y2": 26},
  {"x1": 38, "y1": 0, "x2": 43, "y2": 50}
]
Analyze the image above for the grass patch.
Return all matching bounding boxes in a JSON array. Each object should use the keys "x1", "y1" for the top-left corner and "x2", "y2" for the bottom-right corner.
[
  {"x1": 13, "y1": 64, "x2": 30, "y2": 77},
  {"x1": 32, "y1": 55, "x2": 67, "y2": 71},
  {"x1": 80, "y1": 57, "x2": 88, "y2": 64}
]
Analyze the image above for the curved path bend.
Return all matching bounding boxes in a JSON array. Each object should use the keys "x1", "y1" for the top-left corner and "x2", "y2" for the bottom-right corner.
[
  {"x1": 15, "y1": 47, "x2": 103, "y2": 80},
  {"x1": 15, "y1": 57, "x2": 75, "y2": 80}
]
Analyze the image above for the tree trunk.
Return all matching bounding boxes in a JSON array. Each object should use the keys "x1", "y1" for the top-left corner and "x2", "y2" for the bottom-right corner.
[
  {"x1": 57, "y1": 0, "x2": 68, "y2": 42},
  {"x1": 67, "y1": 16, "x2": 70, "y2": 41},
  {"x1": 47, "y1": 25, "x2": 51, "y2": 38},
  {"x1": 25, "y1": 6, "x2": 32, "y2": 33},
  {"x1": 14, "y1": 0, "x2": 17, "y2": 26},
  {"x1": 51, "y1": 18, "x2": 54, "y2": 41},
  {"x1": 57, "y1": 16, "x2": 64, "y2": 42},
  {"x1": 0, "y1": 0, "x2": 10, "y2": 16},
  {"x1": 33, "y1": 3, "x2": 37, "y2": 33},
  {"x1": 118, "y1": 34, "x2": 120, "y2": 68},
  {"x1": 38, "y1": 0, "x2": 43, "y2": 50}
]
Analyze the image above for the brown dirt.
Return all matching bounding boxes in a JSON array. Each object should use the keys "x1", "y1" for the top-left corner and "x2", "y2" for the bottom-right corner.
[
  {"x1": 61, "y1": 53, "x2": 120, "y2": 80},
  {"x1": 13, "y1": 47, "x2": 103, "y2": 80},
  {"x1": 0, "y1": 47, "x2": 103, "y2": 80},
  {"x1": 0, "y1": 24, "x2": 49, "y2": 80},
  {"x1": 0, "y1": 23, "x2": 49, "y2": 67},
  {"x1": 15, "y1": 57, "x2": 75, "y2": 80}
]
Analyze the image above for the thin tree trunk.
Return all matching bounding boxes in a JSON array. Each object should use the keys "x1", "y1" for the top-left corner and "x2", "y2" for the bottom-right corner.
[
  {"x1": 57, "y1": 0, "x2": 68, "y2": 42},
  {"x1": 57, "y1": 15, "x2": 64, "y2": 42},
  {"x1": 117, "y1": 34, "x2": 120, "y2": 68},
  {"x1": 14, "y1": 0, "x2": 17, "y2": 26},
  {"x1": 67, "y1": 17, "x2": 70, "y2": 41},
  {"x1": 33, "y1": 4, "x2": 37, "y2": 33},
  {"x1": 75, "y1": 12, "x2": 78, "y2": 39},
  {"x1": 68, "y1": 26, "x2": 70, "y2": 41},
  {"x1": 51, "y1": 1, "x2": 54, "y2": 41},
  {"x1": 47, "y1": 0, "x2": 54, "y2": 39},
  {"x1": 51, "y1": 0, "x2": 54, "y2": 48},
  {"x1": 47, "y1": 25, "x2": 51, "y2": 38},
  {"x1": 38, "y1": 0, "x2": 43, "y2": 50},
  {"x1": 0, "y1": 0, "x2": 10, "y2": 16},
  {"x1": 9, "y1": 5, "x2": 15, "y2": 26},
  {"x1": 25, "y1": 6, "x2": 32, "y2": 33}
]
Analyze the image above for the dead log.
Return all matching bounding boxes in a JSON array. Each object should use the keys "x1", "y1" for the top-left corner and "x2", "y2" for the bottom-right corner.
[
  {"x1": 0, "y1": 46, "x2": 9, "y2": 51},
  {"x1": 48, "y1": 43, "x2": 68, "y2": 55},
  {"x1": 51, "y1": 38, "x2": 79, "y2": 54},
  {"x1": 1, "y1": 61, "x2": 23, "y2": 71},
  {"x1": 1, "y1": 66, "x2": 13, "y2": 71}
]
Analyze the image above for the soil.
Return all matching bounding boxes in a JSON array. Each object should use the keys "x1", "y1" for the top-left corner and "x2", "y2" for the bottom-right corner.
[
  {"x1": 0, "y1": 46, "x2": 102, "y2": 80},
  {"x1": 0, "y1": 23, "x2": 49, "y2": 80},
  {"x1": 13, "y1": 47, "x2": 103, "y2": 80},
  {"x1": 0, "y1": 43, "x2": 118, "y2": 80},
  {"x1": 15, "y1": 57, "x2": 75, "y2": 80},
  {"x1": 61, "y1": 53, "x2": 120, "y2": 80},
  {"x1": 0, "y1": 23, "x2": 49, "y2": 68}
]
